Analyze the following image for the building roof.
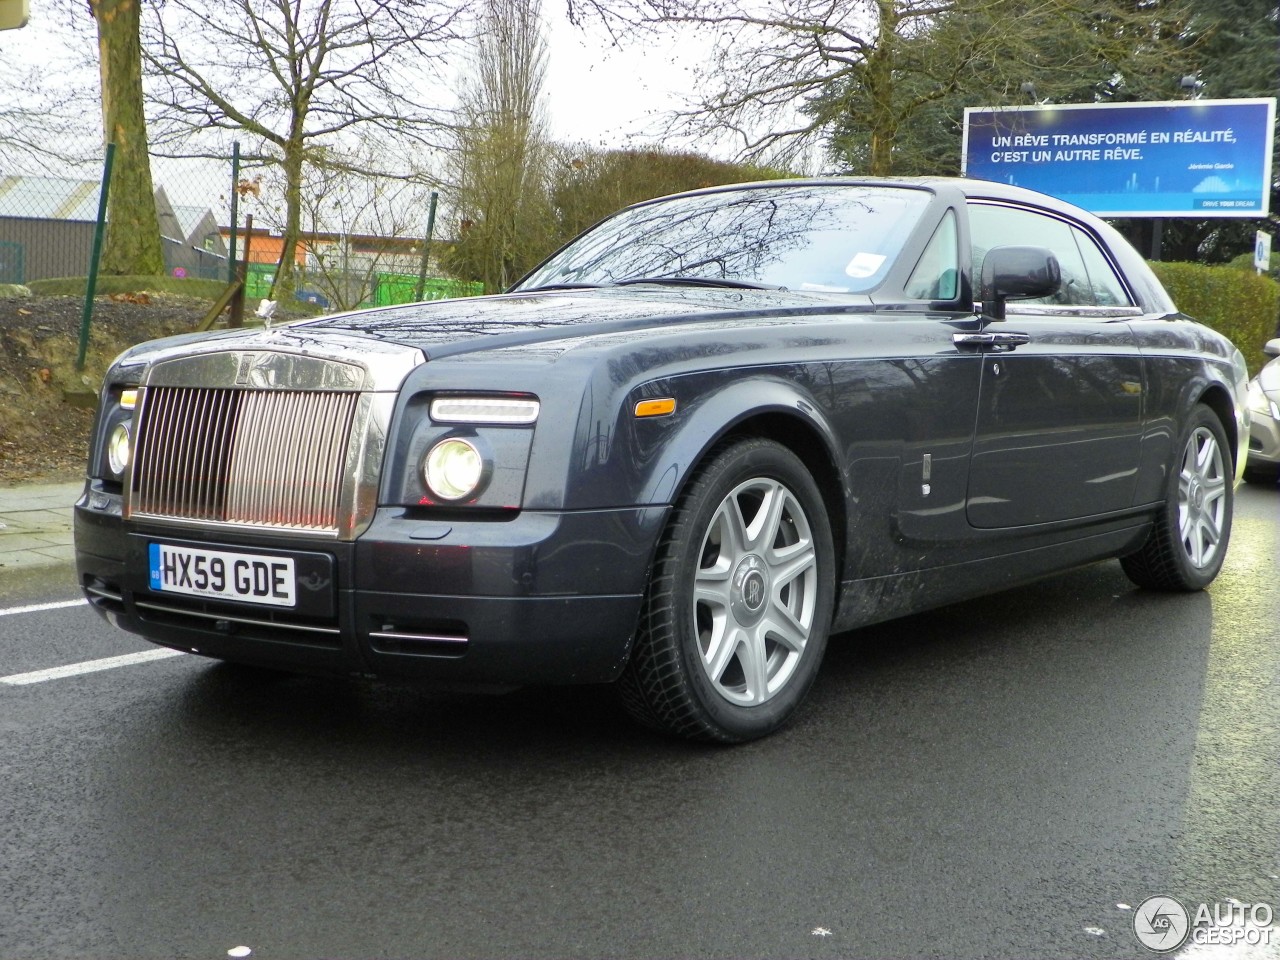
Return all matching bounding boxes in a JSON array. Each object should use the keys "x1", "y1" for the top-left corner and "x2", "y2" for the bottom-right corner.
[
  {"x1": 172, "y1": 204, "x2": 216, "y2": 241},
  {"x1": 0, "y1": 176, "x2": 221, "y2": 246},
  {"x1": 0, "y1": 174, "x2": 101, "y2": 221}
]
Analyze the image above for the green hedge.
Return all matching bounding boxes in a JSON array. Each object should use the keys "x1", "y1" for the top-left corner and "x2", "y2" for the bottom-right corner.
[
  {"x1": 1149, "y1": 261, "x2": 1279, "y2": 374},
  {"x1": 1228, "y1": 250, "x2": 1279, "y2": 277}
]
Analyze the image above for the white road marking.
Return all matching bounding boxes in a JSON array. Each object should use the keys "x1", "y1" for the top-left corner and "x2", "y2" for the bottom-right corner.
[
  {"x1": 0, "y1": 599, "x2": 89, "y2": 618},
  {"x1": 0, "y1": 648, "x2": 185, "y2": 685}
]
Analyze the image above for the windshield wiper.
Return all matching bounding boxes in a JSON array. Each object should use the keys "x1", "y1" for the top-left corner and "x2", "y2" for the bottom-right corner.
[
  {"x1": 514, "y1": 282, "x2": 606, "y2": 293},
  {"x1": 614, "y1": 276, "x2": 786, "y2": 291}
]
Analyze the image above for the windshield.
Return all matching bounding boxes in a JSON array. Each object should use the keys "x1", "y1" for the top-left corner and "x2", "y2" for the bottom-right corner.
[{"x1": 514, "y1": 184, "x2": 932, "y2": 294}]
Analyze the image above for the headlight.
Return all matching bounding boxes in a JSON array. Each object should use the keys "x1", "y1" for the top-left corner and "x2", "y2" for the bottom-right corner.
[
  {"x1": 107, "y1": 421, "x2": 131, "y2": 476},
  {"x1": 1248, "y1": 382, "x2": 1279, "y2": 420},
  {"x1": 423, "y1": 437, "x2": 486, "y2": 501}
]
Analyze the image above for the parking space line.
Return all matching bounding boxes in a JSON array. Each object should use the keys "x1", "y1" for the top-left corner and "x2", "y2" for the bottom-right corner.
[
  {"x1": 1, "y1": 648, "x2": 185, "y2": 686},
  {"x1": 0, "y1": 599, "x2": 88, "y2": 618}
]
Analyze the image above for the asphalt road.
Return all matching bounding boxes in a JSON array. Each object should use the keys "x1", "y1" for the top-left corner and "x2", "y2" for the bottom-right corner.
[{"x1": 2, "y1": 487, "x2": 1277, "y2": 960}]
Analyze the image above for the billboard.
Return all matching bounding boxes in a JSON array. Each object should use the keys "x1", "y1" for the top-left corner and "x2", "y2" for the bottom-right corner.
[{"x1": 962, "y1": 99, "x2": 1276, "y2": 218}]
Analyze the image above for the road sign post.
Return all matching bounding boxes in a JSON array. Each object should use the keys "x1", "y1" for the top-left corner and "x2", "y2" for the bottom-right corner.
[{"x1": 1255, "y1": 231, "x2": 1272, "y2": 275}]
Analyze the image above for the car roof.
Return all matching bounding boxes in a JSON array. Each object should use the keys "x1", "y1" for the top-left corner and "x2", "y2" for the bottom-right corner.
[{"x1": 637, "y1": 175, "x2": 1098, "y2": 222}]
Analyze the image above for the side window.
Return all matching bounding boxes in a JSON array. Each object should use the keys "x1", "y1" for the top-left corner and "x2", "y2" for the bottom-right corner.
[
  {"x1": 1071, "y1": 228, "x2": 1133, "y2": 306},
  {"x1": 904, "y1": 210, "x2": 958, "y2": 300},
  {"x1": 968, "y1": 203, "x2": 1093, "y2": 307}
]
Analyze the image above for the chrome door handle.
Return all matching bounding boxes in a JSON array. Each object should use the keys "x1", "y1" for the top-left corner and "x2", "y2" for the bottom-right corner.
[{"x1": 952, "y1": 331, "x2": 1031, "y2": 349}]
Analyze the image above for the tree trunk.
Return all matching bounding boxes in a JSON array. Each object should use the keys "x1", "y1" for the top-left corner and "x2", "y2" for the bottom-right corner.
[
  {"x1": 273, "y1": 138, "x2": 305, "y2": 302},
  {"x1": 866, "y1": 0, "x2": 898, "y2": 176},
  {"x1": 91, "y1": 0, "x2": 165, "y2": 276}
]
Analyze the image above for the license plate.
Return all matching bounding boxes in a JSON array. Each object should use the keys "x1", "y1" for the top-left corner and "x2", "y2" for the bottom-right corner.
[{"x1": 148, "y1": 543, "x2": 296, "y2": 608}]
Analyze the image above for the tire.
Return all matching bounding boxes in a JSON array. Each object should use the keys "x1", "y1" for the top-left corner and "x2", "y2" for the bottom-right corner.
[
  {"x1": 1121, "y1": 404, "x2": 1233, "y2": 591},
  {"x1": 618, "y1": 438, "x2": 835, "y2": 742}
]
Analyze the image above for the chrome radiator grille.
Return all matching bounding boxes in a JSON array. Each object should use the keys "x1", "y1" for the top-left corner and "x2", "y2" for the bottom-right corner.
[{"x1": 130, "y1": 386, "x2": 359, "y2": 533}]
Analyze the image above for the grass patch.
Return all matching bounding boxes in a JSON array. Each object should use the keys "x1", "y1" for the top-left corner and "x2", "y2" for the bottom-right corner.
[
  {"x1": 26, "y1": 275, "x2": 327, "y2": 319},
  {"x1": 28, "y1": 274, "x2": 229, "y2": 300}
]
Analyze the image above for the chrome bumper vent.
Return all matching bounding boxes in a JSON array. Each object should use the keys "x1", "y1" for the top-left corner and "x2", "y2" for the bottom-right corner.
[{"x1": 131, "y1": 386, "x2": 359, "y2": 534}]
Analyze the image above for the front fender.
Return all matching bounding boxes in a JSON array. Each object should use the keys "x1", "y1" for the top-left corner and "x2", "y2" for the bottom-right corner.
[{"x1": 620, "y1": 370, "x2": 846, "y2": 508}]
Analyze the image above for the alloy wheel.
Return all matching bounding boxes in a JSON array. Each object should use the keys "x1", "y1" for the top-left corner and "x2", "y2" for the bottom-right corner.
[
  {"x1": 1177, "y1": 425, "x2": 1228, "y2": 569},
  {"x1": 692, "y1": 476, "x2": 819, "y2": 706}
]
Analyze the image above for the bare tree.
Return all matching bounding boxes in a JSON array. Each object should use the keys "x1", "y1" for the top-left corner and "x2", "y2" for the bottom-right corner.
[
  {"x1": 547, "y1": 145, "x2": 788, "y2": 241},
  {"x1": 445, "y1": 0, "x2": 556, "y2": 292},
  {"x1": 0, "y1": 59, "x2": 92, "y2": 169},
  {"x1": 295, "y1": 146, "x2": 438, "y2": 311},
  {"x1": 141, "y1": 0, "x2": 470, "y2": 301},
  {"x1": 610, "y1": 0, "x2": 1197, "y2": 173}
]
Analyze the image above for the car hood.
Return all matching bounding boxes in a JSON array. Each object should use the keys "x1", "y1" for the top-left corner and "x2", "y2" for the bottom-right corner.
[
  {"x1": 108, "y1": 286, "x2": 876, "y2": 379},
  {"x1": 290, "y1": 286, "x2": 873, "y2": 360}
]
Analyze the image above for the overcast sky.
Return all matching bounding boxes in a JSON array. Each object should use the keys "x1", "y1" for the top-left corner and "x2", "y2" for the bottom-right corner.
[{"x1": 540, "y1": 4, "x2": 714, "y2": 150}]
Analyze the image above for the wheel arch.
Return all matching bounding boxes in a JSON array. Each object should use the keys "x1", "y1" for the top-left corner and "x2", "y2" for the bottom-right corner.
[
  {"x1": 638, "y1": 379, "x2": 849, "y2": 595},
  {"x1": 714, "y1": 412, "x2": 848, "y2": 582},
  {"x1": 625, "y1": 376, "x2": 854, "y2": 594},
  {"x1": 1196, "y1": 383, "x2": 1241, "y2": 472}
]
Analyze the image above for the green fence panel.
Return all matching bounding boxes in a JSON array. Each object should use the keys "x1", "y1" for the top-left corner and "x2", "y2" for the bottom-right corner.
[
  {"x1": 244, "y1": 263, "x2": 275, "y2": 300},
  {"x1": 375, "y1": 273, "x2": 482, "y2": 306},
  {"x1": 375, "y1": 272, "x2": 418, "y2": 306},
  {"x1": 0, "y1": 240, "x2": 24, "y2": 284}
]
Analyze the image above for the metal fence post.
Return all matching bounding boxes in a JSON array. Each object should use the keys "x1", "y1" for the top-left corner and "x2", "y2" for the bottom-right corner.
[
  {"x1": 413, "y1": 191, "x2": 439, "y2": 302},
  {"x1": 76, "y1": 142, "x2": 115, "y2": 372},
  {"x1": 228, "y1": 141, "x2": 240, "y2": 285}
]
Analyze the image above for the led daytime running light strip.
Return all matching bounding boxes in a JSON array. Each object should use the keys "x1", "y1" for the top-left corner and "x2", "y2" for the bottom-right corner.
[{"x1": 430, "y1": 396, "x2": 539, "y2": 424}]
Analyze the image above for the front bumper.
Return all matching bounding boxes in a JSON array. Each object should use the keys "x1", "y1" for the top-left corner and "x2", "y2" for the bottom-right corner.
[
  {"x1": 1247, "y1": 400, "x2": 1280, "y2": 471},
  {"x1": 74, "y1": 484, "x2": 666, "y2": 686}
]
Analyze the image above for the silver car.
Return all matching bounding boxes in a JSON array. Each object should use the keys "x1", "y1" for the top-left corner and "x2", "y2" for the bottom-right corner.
[{"x1": 1245, "y1": 338, "x2": 1280, "y2": 484}]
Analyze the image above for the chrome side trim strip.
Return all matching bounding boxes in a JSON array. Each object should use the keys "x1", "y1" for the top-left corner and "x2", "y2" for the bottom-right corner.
[
  {"x1": 369, "y1": 630, "x2": 469, "y2": 645},
  {"x1": 85, "y1": 584, "x2": 125, "y2": 603},
  {"x1": 134, "y1": 599, "x2": 341, "y2": 636}
]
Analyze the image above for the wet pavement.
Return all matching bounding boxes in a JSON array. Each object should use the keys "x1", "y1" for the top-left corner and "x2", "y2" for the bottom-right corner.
[{"x1": 1, "y1": 484, "x2": 1277, "y2": 959}]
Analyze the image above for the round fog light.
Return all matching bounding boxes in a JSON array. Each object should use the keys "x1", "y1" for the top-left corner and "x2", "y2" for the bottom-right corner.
[
  {"x1": 107, "y1": 422, "x2": 131, "y2": 476},
  {"x1": 424, "y1": 438, "x2": 485, "y2": 501}
]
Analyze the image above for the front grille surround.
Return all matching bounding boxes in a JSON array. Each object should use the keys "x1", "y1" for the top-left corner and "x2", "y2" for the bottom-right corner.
[
  {"x1": 121, "y1": 343, "x2": 420, "y2": 541},
  {"x1": 131, "y1": 386, "x2": 359, "y2": 533}
]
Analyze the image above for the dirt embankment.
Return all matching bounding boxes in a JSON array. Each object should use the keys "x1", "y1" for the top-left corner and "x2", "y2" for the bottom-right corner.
[{"x1": 0, "y1": 294, "x2": 206, "y2": 485}]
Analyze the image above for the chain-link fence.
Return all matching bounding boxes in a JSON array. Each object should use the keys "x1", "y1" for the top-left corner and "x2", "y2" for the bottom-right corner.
[
  {"x1": 0, "y1": 146, "x2": 473, "y2": 308},
  {"x1": 0, "y1": 162, "x2": 231, "y2": 284}
]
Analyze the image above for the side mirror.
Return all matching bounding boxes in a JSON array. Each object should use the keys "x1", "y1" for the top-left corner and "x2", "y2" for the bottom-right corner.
[
  {"x1": 1264, "y1": 338, "x2": 1280, "y2": 358},
  {"x1": 979, "y1": 246, "x2": 1062, "y2": 321}
]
